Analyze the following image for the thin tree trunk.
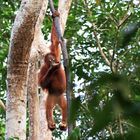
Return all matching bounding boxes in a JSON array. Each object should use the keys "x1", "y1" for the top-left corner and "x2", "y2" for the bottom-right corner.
[
  {"x1": 58, "y1": 0, "x2": 72, "y2": 35},
  {"x1": 39, "y1": 93, "x2": 52, "y2": 140},
  {"x1": 27, "y1": 0, "x2": 51, "y2": 139},
  {"x1": 6, "y1": 0, "x2": 44, "y2": 139},
  {"x1": 28, "y1": 61, "x2": 40, "y2": 140}
]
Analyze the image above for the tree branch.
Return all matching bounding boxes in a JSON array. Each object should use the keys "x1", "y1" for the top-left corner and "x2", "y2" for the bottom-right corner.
[
  {"x1": 83, "y1": 0, "x2": 111, "y2": 66},
  {"x1": 118, "y1": 2, "x2": 132, "y2": 27},
  {"x1": 107, "y1": 126, "x2": 114, "y2": 139},
  {"x1": 110, "y1": 49, "x2": 116, "y2": 73},
  {"x1": 118, "y1": 114, "x2": 124, "y2": 137},
  {"x1": 92, "y1": 26, "x2": 111, "y2": 66},
  {"x1": 0, "y1": 99, "x2": 6, "y2": 111},
  {"x1": 109, "y1": 2, "x2": 132, "y2": 29},
  {"x1": 109, "y1": 14, "x2": 118, "y2": 27},
  {"x1": 118, "y1": 13, "x2": 132, "y2": 28}
]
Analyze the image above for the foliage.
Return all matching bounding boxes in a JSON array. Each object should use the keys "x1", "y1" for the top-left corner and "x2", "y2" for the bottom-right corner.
[
  {"x1": 65, "y1": 0, "x2": 140, "y2": 139},
  {"x1": 0, "y1": 0, "x2": 19, "y2": 91},
  {"x1": 0, "y1": 0, "x2": 140, "y2": 139}
]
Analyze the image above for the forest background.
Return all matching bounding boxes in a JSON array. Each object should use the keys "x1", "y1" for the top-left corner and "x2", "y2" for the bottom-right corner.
[{"x1": 0, "y1": 0, "x2": 140, "y2": 139}]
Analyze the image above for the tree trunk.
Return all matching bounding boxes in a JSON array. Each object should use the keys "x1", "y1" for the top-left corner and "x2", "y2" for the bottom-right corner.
[
  {"x1": 6, "y1": 0, "x2": 44, "y2": 139},
  {"x1": 39, "y1": 93, "x2": 52, "y2": 140},
  {"x1": 28, "y1": 61, "x2": 40, "y2": 140},
  {"x1": 27, "y1": 0, "x2": 52, "y2": 139},
  {"x1": 58, "y1": 0, "x2": 72, "y2": 35}
]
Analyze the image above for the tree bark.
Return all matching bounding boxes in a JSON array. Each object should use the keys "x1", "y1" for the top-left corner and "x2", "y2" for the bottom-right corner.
[
  {"x1": 27, "y1": 0, "x2": 52, "y2": 139},
  {"x1": 58, "y1": 0, "x2": 72, "y2": 35},
  {"x1": 28, "y1": 61, "x2": 40, "y2": 140},
  {"x1": 6, "y1": 0, "x2": 44, "y2": 139},
  {"x1": 39, "y1": 93, "x2": 52, "y2": 140}
]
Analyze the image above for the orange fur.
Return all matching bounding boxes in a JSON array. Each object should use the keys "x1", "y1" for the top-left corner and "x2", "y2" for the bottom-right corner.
[{"x1": 38, "y1": 21, "x2": 67, "y2": 131}]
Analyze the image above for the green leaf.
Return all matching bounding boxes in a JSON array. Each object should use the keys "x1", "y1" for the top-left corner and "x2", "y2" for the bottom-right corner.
[
  {"x1": 67, "y1": 127, "x2": 81, "y2": 140},
  {"x1": 69, "y1": 96, "x2": 81, "y2": 124},
  {"x1": 120, "y1": 22, "x2": 140, "y2": 47}
]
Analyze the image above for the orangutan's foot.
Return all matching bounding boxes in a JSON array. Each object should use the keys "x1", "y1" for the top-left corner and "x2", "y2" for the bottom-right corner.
[
  {"x1": 48, "y1": 121, "x2": 56, "y2": 131},
  {"x1": 59, "y1": 122, "x2": 67, "y2": 131}
]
